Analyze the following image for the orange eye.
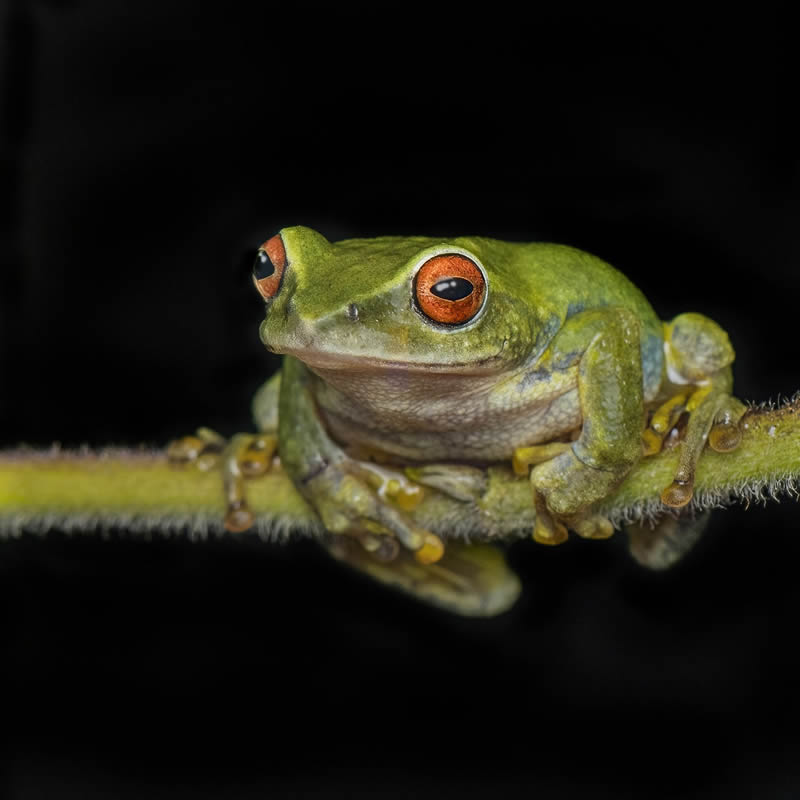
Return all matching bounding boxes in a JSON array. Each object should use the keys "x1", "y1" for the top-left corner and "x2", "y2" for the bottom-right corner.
[
  {"x1": 252, "y1": 234, "x2": 287, "y2": 300},
  {"x1": 414, "y1": 254, "x2": 486, "y2": 326}
]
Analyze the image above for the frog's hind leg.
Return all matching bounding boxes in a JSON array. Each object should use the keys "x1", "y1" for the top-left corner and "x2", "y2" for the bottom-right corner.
[
  {"x1": 652, "y1": 313, "x2": 747, "y2": 509},
  {"x1": 626, "y1": 510, "x2": 711, "y2": 570},
  {"x1": 326, "y1": 536, "x2": 522, "y2": 617}
]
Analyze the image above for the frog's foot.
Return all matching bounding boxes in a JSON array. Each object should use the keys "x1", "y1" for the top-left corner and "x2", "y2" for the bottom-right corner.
[
  {"x1": 514, "y1": 442, "x2": 573, "y2": 545},
  {"x1": 531, "y1": 494, "x2": 614, "y2": 545},
  {"x1": 309, "y1": 459, "x2": 446, "y2": 566},
  {"x1": 219, "y1": 433, "x2": 279, "y2": 532},
  {"x1": 626, "y1": 510, "x2": 711, "y2": 570},
  {"x1": 658, "y1": 390, "x2": 747, "y2": 509},
  {"x1": 167, "y1": 428, "x2": 278, "y2": 532},
  {"x1": 515, "y1": 444, "x2": 620, "y2": 546},
  {"x1": 326, "y1": 536, "x2": 522, "y2": 617}
]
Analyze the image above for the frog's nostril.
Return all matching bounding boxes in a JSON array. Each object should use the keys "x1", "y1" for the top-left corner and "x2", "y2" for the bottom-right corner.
[{"x1": 346, "y1": 303, "x2": 359, "y2": 322}]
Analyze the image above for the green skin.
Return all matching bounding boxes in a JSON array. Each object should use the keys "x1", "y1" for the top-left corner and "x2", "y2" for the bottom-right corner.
[{"x1": 252, "y1": 225, "x2": 738, "y2": 554}]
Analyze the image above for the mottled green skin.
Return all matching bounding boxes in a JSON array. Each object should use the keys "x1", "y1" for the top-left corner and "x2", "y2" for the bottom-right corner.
[{"x1": 253, "y1": 226, "x2": 732, "y2": 540}]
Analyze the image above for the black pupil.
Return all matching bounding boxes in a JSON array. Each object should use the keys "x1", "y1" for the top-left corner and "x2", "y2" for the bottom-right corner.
[
  {"x1": 253, "y1": 250, "x2": 275, "y2": 279},
  {"x1": 431, "y1": 277, "x2": 473, "y2": 301}
]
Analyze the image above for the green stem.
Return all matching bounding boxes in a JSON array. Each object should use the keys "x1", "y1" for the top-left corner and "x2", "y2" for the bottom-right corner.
[{"x1": 1, "y1": 396, "x2": 798, "y2": 541}]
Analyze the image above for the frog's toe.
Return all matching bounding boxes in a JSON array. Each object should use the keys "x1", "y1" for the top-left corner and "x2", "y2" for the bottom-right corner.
[
  {"x1": 532, "y1": 492, "x2": 569, "y2": 545},
  {"x1": 565, "y1": 511, "x2": 615, "y2": 540},
  {"x1": 361, "y1": 507, "x2": 444, "y2": 565},
  {"x1": 167, "y1": 427, "x2": 227, "y2": 471},
  {"x1": 708, "y1": 397, "x2": 747, "y2": 453},
  {"x1": 660, "y1": 479, "x2": 694, "y2": 508},
  {"x1": 708, "y1": 423, "x2": 741, "y2": 452},
  {"x1": 238, "y1": 434, "x2": 279, "y2": 476},
  {"x1": 415, "y1": 532, "x2": 446, "y2": 564},
  {"x1": 355, "y1": 531, "x2": 400, "y2": 562},
  {"x1": 641, "y1": 392, "x2": 688, "y2": 456},
  {"x1": 512, "y1": 442, "x2": 572, "y2": 475},
  {"x1": 224, "y1": 500, "x2": 256, "y2": 533}
]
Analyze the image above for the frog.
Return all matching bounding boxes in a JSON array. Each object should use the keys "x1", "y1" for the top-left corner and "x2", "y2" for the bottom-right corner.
[{"x1": 170, "y1": 225, "x2": 746, "y2": 614}]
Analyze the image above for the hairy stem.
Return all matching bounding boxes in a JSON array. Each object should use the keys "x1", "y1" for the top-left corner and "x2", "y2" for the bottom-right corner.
[{"x1": 1, "y1": 396, "x2": 798, "y2": 541}]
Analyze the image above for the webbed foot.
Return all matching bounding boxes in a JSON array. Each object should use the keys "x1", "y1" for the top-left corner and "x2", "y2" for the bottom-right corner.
[{"x1": 514, "y1": 443, "x2": 617, "y2": 546}]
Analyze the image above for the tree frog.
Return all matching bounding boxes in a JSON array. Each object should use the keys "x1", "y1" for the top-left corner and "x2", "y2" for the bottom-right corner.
[{"x1": 171, "y1": 226, "x2": 746, "y2": 613}]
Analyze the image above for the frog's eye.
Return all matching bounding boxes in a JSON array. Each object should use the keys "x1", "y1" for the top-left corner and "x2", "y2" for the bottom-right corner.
[
  {"x1": 252, "y1": 234, "x2": 287, "y2": 301},
  {"x1": 414, "y1": 254, "x2": 486, "y2": 326}
]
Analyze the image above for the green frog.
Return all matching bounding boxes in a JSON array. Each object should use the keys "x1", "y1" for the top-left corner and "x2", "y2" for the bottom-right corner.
[{"x1": 171, "y1": 226, "x2": 746, "y2": 614}]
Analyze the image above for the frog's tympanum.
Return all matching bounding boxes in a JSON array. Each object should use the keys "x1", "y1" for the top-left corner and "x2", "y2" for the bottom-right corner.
[{"x1": 172, "y1": 226, "x2": 746, "y2": 614}]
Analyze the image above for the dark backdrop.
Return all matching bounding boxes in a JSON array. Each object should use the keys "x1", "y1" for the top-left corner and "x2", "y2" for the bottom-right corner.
[{"x1": 2, "y1": 4, "x2": 798, "y2": 798}]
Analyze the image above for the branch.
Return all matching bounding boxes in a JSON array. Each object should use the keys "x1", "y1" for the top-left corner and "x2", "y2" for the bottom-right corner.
[{"x1": 1, "y1": 395, "x2": 798, "y2": 541}]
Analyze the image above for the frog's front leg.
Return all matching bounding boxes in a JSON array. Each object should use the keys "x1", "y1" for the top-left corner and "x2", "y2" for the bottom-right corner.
[
  {"x1": 519, "y1": 308, "x2": 645, "y2": 545},
  {"x1": 278, "y1": 356, "x2": 444, "y2": 564}
]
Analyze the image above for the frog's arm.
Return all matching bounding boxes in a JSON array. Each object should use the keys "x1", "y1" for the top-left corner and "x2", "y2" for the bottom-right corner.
[{"x1": 512, "y1": 307, "x2": 646, "y2": 544}]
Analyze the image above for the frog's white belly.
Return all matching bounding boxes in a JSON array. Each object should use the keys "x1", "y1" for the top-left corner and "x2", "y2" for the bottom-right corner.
[{"x1": 311, "y1": 367, "x2": 581, "y2": 463}]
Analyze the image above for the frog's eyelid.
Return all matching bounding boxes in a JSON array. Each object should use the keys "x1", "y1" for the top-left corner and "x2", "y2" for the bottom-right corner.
[{"x1": 252, "y1": 234, "x2": 288, "y2": 301}]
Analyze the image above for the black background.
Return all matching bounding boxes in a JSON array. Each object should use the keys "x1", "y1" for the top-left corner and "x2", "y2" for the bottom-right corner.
[{"x1": 2, "y1": 3, "x2": 799, "y2": 798}]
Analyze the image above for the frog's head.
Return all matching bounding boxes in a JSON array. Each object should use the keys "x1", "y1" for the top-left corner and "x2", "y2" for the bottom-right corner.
[{"x1": 252, "y1": 225, "x2": 546, "y2": 375}]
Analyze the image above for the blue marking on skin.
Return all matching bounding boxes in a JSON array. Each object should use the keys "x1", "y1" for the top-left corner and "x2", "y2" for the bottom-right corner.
[
  {"x1": 566, "y1": 301, "x2": 586, "y2": 320},
  {"x1": 641, "y1": 332, "x2": 664, "y2": 396},
  {"x1": 553, "y1": 350, "x2": 580, "y2": 371},
  {"x1": 517, "y1": 313, "x2": 563, "y2": 392},
  {"x1": 517, "y1": 368, "x2": 552, "y2": 392},
  {"x1": 530, "y1": 313, "x2": 561, "y2": 355}
]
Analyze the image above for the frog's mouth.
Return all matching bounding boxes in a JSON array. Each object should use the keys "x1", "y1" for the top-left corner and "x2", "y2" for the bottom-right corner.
[{"x1": 278, "y1": 344, "x2": 511, "y2": 376}]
